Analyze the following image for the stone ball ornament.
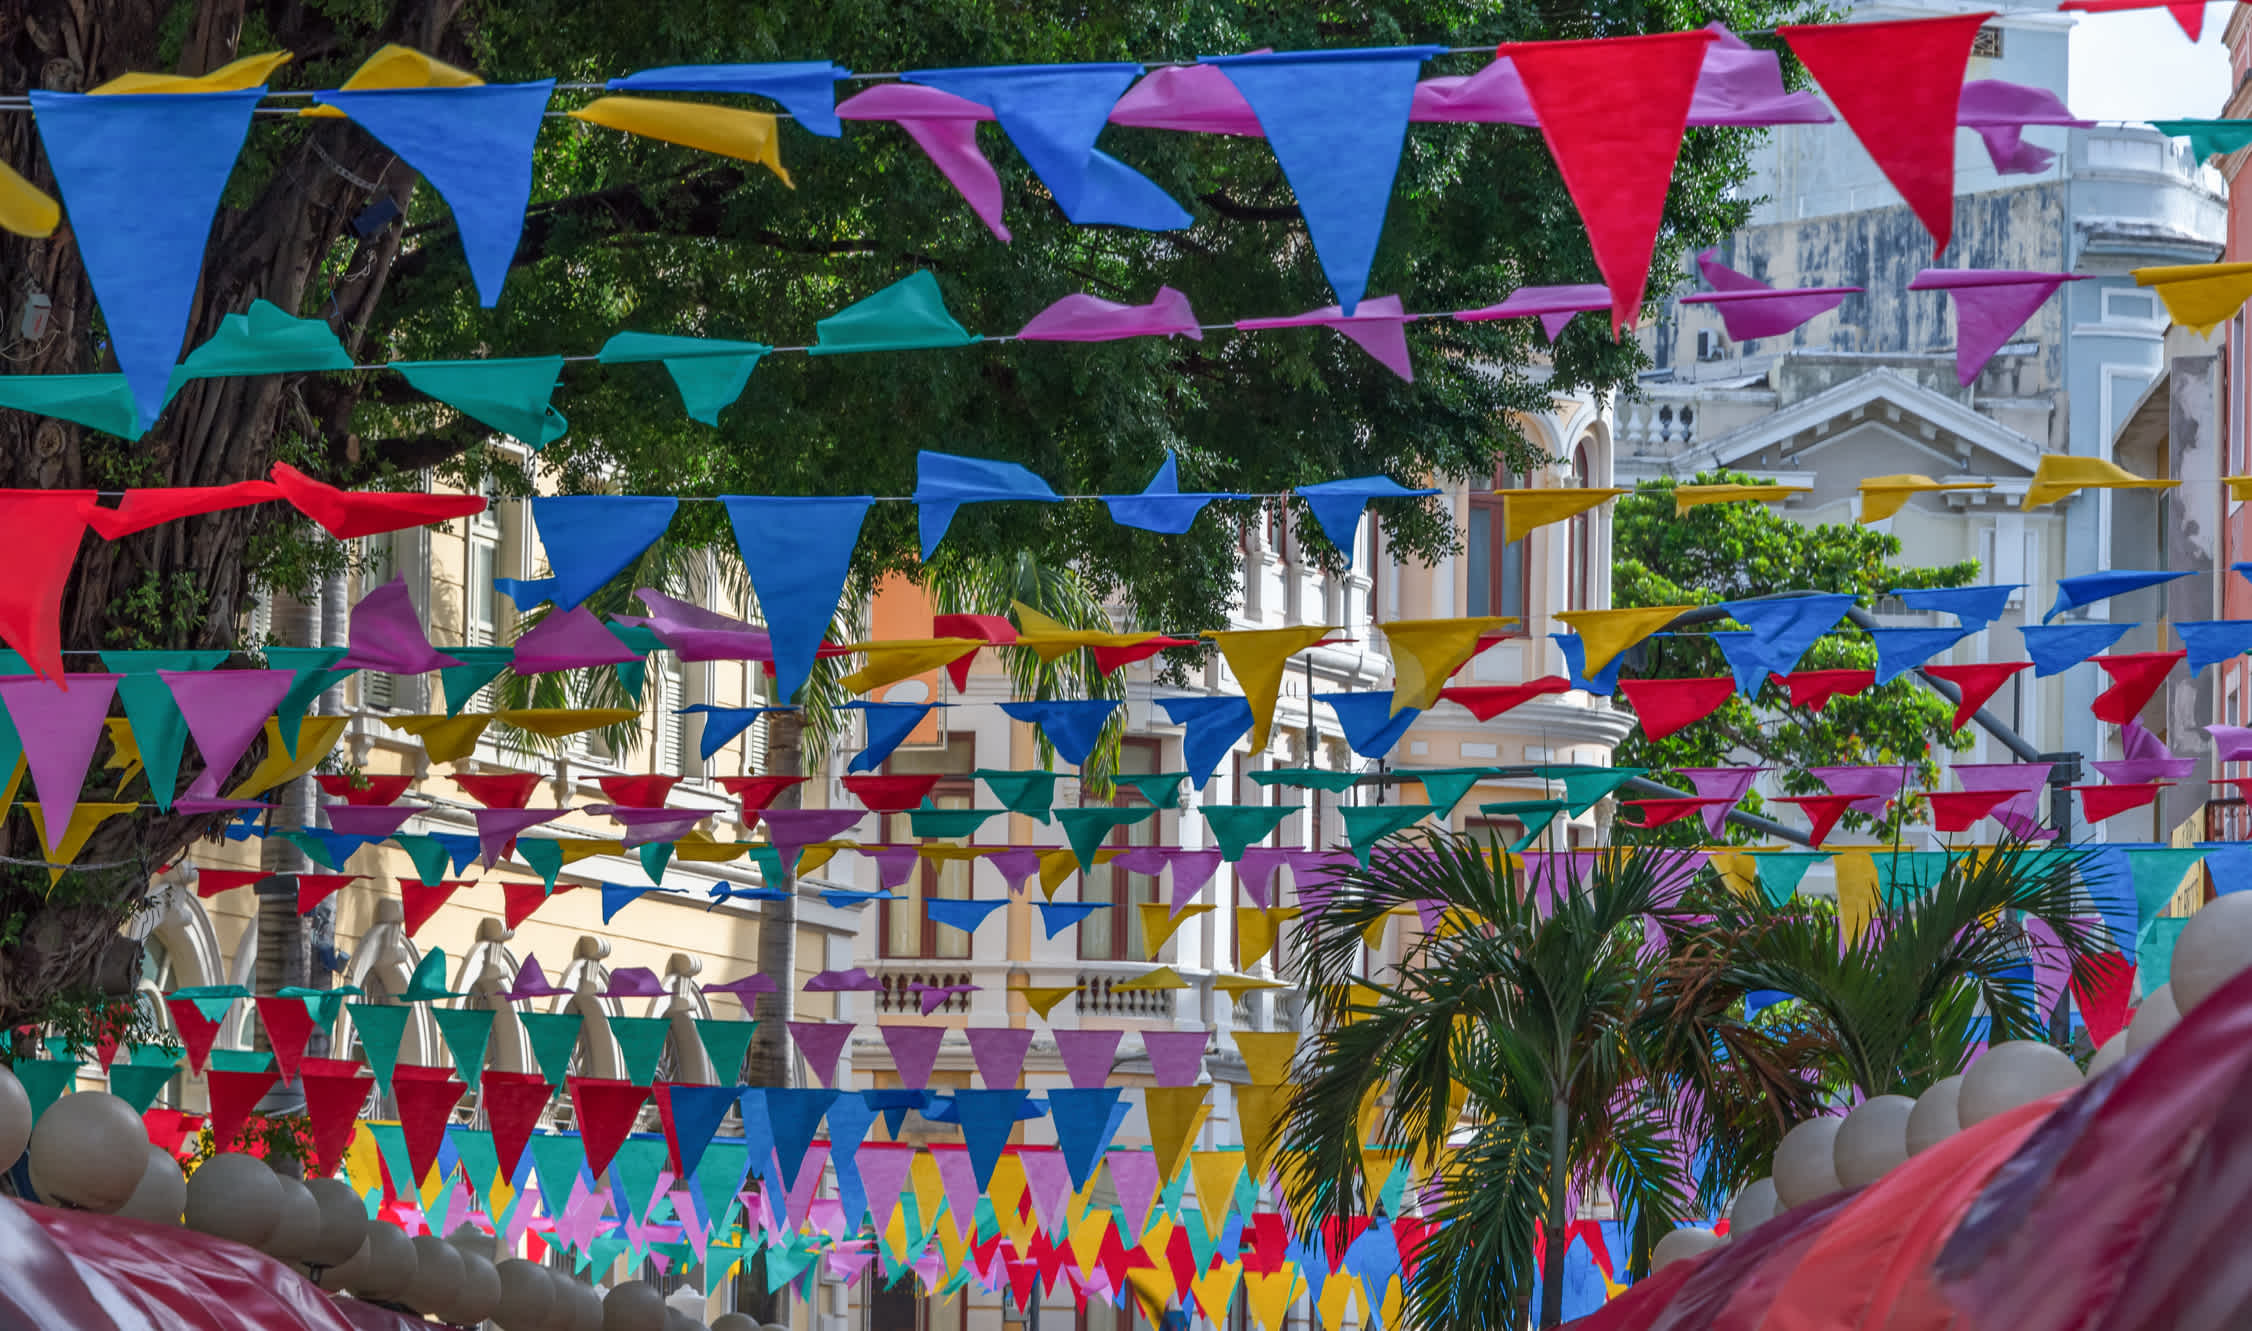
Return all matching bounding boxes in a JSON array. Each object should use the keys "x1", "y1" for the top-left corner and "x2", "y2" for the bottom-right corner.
[
  {"x1": 1728, "y1": 1178, "x2": 1779, "y2": 1237},
  {"x1": 1958, "y1": 1040, "x2": 2080, "y2": 1127},
  {"x1": 494, "y1": 1257, "x2": 556, "y2": 1330},
  {"x1": 447, "y1": 1248, "x2": 505, "y2": 1328},
  {"x1": 2125, "y1": 983, "x2": 2180, "y2": 1054},
  {"x1": 2170, "y1": 894, "x2": 2252, "y2": 1014},
  {"x1": 1832, "y1": 1094, "x2": 1915, "y2": 1189},
  {"x1": 304, "y1": 1177, "x2": 370, "y2": 1268},
  {"x1": 1905, "y1": 1075, "x2": 1963, "y2": 1156},
  {"x1": 710, "y1": 1316, "x2": 760, "y2": 1331},
  {"x1": 0, "y1": 1062, "x2": 31, "y2": 1171},
  {"x1": 352, "y1": 1220, "x2": 420, "y2": 1302},
  {"x1": 183, "y1": 1151, "x2": 284, "y2": 1246},
  {"x1": 116, "y1": 1144, "x2": 187, "y2": 1225},
  {"x1": 260, "y1": 1175, "x2": 325, "y2": 1262},
  {"x1": 1650, "y1": 1227, "x2": 1724, "y2": 1271},
  {"x1": 403, "y1": 1233, "x2": 464, "y2": 1317},
  {"x1": 2087, "y1": 1031, "x2": 2129, "y2": 1077},
  {"x1": 1771, "y1": 1115, "x2": 1844, "y2": 1209},
  {"x1": 27, "y1": 1090, "x2": 149, "y2": 1213},
  {"x1": 604, "y1": 1280, "x2": 668, "y2": 1331}
]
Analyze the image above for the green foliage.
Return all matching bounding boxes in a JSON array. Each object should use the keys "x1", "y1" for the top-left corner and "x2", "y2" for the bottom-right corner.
[{"x1": 1613, "y1": 473, "x2": 1981, "y2": 840}]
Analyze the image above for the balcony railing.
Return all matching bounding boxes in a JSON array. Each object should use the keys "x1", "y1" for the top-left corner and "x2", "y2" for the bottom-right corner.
[{"x1": 873, "y1": 968, "x2": 975, "y2": 1016}]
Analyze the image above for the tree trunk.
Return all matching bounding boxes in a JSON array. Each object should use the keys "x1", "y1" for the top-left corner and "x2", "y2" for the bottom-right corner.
[
  {"x1": 0, "y1": 0, "x2": 466, "y2": 1032},
  {"x1": 737, "y1": 707, "x2": 802, "y2": 1322},
  {"x1": 1540, "y1": 1092, "x2": 1572, "y2": 1329}
]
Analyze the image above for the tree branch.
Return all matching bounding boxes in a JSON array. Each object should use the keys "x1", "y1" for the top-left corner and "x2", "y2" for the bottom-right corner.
[{"x1": 1198, "y1": 190, "x2": 1302, "y2": 224}]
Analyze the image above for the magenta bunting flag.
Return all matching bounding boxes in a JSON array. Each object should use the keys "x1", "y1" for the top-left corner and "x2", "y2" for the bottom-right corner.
[
  {"x1": 964, "y1": 1026, "x2": 1033, "y2": 1089},
  {"x1": 2021, "y1": 917, "x2": 2074, "y2": 1013},
  {"x1": 1682, "y1": 250, "x2": 1858, "y2": 340},
  {"x1": 759, "y1": 808, "x2": 866, "y2": 862},
  {"x1": 335, "y1": 577, "x2": 461, "y2": 675},
  {"x1": 988, "y1": 848, "x2": 1044, "y2": 894},
  {"x1": 1907, "y1": 269, "x2": 2086, "y2": 386},
  {"x1": 2209, "y1": 724, "x2": 2252, "y2": 762},
  {"x1": 1017, "y1": 287, "x2": 1202, "y2": 342},
  {"x1": 1956, "y1": 79, "x2": 2088, "y2": 175},
  {"x1": 510, "y1": 605, "x2": 639, "y2": 674},
  {"x1": 1106, "y1": 1149, "x2": 1161, "y2": 1239},
  {"x1": 159, "y1": 668, "x2": 295, "y2": 800},
  {"x1": 1168, "y1": 850, "x2": 1224, "y2": 911},
  {"x1": 2094, "y1": 719, "x2": 2197, "y2": 784},
  {"x1": 788, "y1": 1021, "x2": 854, "y2": 1088},
  {"x1": 615, "y1": 590, "x2": 775, "y2": 662},
  {"x1": 1141, "y1": 1030, "x2": 1210, "y2": 1087},
  {"x1": 864, "y1": 846, "x2": 922, "y2": 892},
  {"x1": 805, "y1": 968, "x2": 883, "y2": 993},
  {"x1": 1454, "y1": 283, "x2": 1611, "y2": 341},
  {"x1": 475, "y1": 807, "x2": 564, "y2": 868},
  {"x1": 1108, "y1": 63, "x2": 1264, "y2": 135},
  {"x1": 1019, "y1": 1148, "x2": 1076, "y2": 1233},
  {"x1": 323, "y1": 804, "x2": 418, "y2": 839},
  {"x1": 589, "y1": 805, "x2": 705, "y2": 847},
  {"x1": 880, "y1": 1025, "x2": 946, "y2": 1088},
  {"x1": 0, "y1": 674, "x2": 120, "y2": 852},
  {"x1": 837, "y1": 85, "x2": 1010, "y2": 241},
  {"x1": 785, "y1": 1142, "x2": 830, "y2": 1229},
  {"x1": 1236, "y1": 848, "x2": 1291, "y2": 908},
  {"x1": 1236, "y1": 295, "x2": 1415, "y2": 381},
  {"x1": 1674, "y1": 766, "x2": 1764, "y2": 835},
  {"x1": 1409, "y1": 25, "x2": 1827, "y2": 130},
  {"x1": 1950, "y1": 763, "x2": 2054, "y2": 840},
  {"x1": 933, "y1": 1146, "x2": 983, "y2": 1239},
  {"x1": 1054, "y1": 1028, "x2": 1125, "y2": 1089},
  {"x1": 1811, "y1": 764, "x2": 1909, "y2": 815},
  {"x1": 855, "y1": 1143, "x2": 916, "y2": 1229}
]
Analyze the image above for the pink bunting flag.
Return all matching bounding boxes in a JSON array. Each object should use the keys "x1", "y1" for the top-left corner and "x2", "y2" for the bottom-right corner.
[
  {"x1": 1167, "y1": 849, "x2": 1224, "y2": 912},
  {"x1": 510, "y1": 605, "x2": 638, "y2": 674},
  {"x1": 1957, "y1": 79, "x2": 2090, "y2": 174},
  {"x1": 1410, "y1": 24, "x2": 1828, "y2": 130},
  {"x1": 933, "y1": 1146, "x2": 983, "y2": 1239},
  {"x1": 701, "y1": 972, "x2": 776, "y2": 1010},
  {"x1": 1017, "y1": 287, "x2": 1202, "y2": 342},
  {"x1": 1110, "y1": 846, "x2": 1170, "y2": 878},
  {"x1": 806, "y1": 968, "x2": 884, "y2": 993},
  {"x1": 965, "y1": 1026, "x2": 1034, "y2": 1089},
  {"x1": 880, "y1": 1024, "x2": 946, "y2": 1088},
  {"x1": 475, "y1": 806, "x2": 564, "y2": 868},
  {"x1": 827, "y1": 1243, "x2": 877, "y2": 1283},
  {"x1": 786, "y1": 1143, "x2": 830, "y2": 1229},
  {"x1": 1672, "y1": 765, "x2": 1765, "y2": 836},
  {"x1": 1236, "y1": 295, "x2": 1416, "y2": 382},
  {"x1": 0, "y1": 674, "x2": 120, "y2": 852},
  {"x1": 759, "y1": 807, "x2": 865, "y2": 861},
  {"x1": 669, "y1": 1185, "x2": 708, "y2": 1263},
  {"x1": 335, "y1": 576, "x2": 461, "y2": 674},
  {"x1": 1810, "y1": 764, "x2": 1909, "y2": 815},
  {"x1": 162, "y1": 668, "x2": 296, "y2": 800},
  {"x1": 1019, "y1": 1148, "x2": 1076, "y2": 1233},
  {"x1": 787, "y1": 1020, "x2": 854, "y2": 1087},
  {"x1": 2095, "y1": 719, "x2": 2197, "y2": 784},
  {"x1": 1110, "y1": 62, "x2": 1267, "y2": 135},
  {"x1": 1054, "y1": 1028, "x2": 1125, "y2": 1089},
  {"x1": 585, "y1": 804, "x2": 706, "y2": 847},
  {"x1": 1454, "y1": 283, "x2": 1612, "y2": 341},
  {"x1": 1141, "y1": 1030, "x2": 1209, "y2": 1087},
  {"x1": 2210, "y1": 723, "x2": 2252, "y2": 762},
  {"x1": 864, "y1": 845, "x2": 924, "y2": 892},
  {"x1": 1680, "y1": 250, "x2": 1859, "y2": 340},
  {"x1": 1235, "y1": 848, "x2": 1291, "y2": 908},
  {"x1": 911, "y1": 981, "x2": 977, "y2": 1015},
  {"x1": 1105, "y1": 1150, "x2": 1161, "y2": 1240},
  {"x1": 1949, "y1": 763, "x2": 2055, "y2": 840},
  {"x1": 837, "y1": 85, "x2": 1010, "y2": 242},
  {"x1": 604, "y1": 966, "x2": 666, "y2": 999},
  {"x1": 322, "y1": 804, "x2": 419, "y2": 838},
  {"x1": 615, "y1": 589, "x2": 776, "y2": 662},
  {"x1": 807, "y1": 1197, "x2": 850, "y2": 1240},
  {"x1": 988, "y1": 848, "x2": 1044, "y2": 894},
  {"x1": 1907, "y1": 269, "x2": 2087, "y2": 387},
  {"x1": 855, "y1": 1143, "x2": 917, "y2": 1229}
]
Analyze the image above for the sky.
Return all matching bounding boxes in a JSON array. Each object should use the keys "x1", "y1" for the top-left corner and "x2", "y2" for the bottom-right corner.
[{"x1": 2067, "y1": 1, "x2": 2233, "y2": 121}]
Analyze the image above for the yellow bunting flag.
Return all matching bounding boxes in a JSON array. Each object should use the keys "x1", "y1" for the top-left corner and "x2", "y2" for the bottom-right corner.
[
  {"x1": 669, "y1": 835, "x2": 747, "y2": 864},
  {"x1": 0, "y1": 760, "x2": 23, "y2": 822},
  {"x1": 93, "y1": 50, "x2": 293, "y2": 95},
  {"x1": 910, "y1": 1149, "x2": 948, "y2": 1239},
  {"x1": 1234, "y1": 1084, "x2": 1290, "y2": 1183},
  {"x1": 1215, "y1": 976, "x2": 1285, "y2": 999},
  {"x1": 1126, "y1": 1267, "x2": 1174, "y2": 1325},
  {"x1": 0, "y1": 160, "x2": 59, "y2": 239},
  {"x1": 1834, "y1": 850, "x2": 1879, "y2": 943},
  {"x1": 795, "y1": 844, "x2": 841, "y2": 876},
  {"x1": 497, "y1": 707, "x2": 639, "y2": 738},
  {"x1": 1146, "y1": 1086, "x2": 1211, "y2": 1184},
  {"x1": 836, "y1": 638, "x2": 984, "y2": 694},
  {"x1": 301, "y1": 44, "x2": 483, "y2": 122},
  {"x1": 384, "y1": 713, "x2": 493, "y2": 765},
  {"x1": 1360, "y1": 1149, "x2": 1404, "y2": 1212},
  {"x1": 1498, "y1": 488, "x2": 1628, "y2": 543},
  {"x1": 1012, "y1": 602, "x2": 1174, "y2": 663},
  {"x1": 1245, "y1": 1270, "x2": 1305, "y2": 1331},
  {"x1": 1068, "y1": 1208, "x2": 1112, "y2": 1274},
  {"x1": 1013, "y1": 985, "x2": 1080, "y2": 1020},
  {"x1": 1553, "y1": 606, "x2": 1695, "y2": 674},
  {"x1": 231, "y1": 717, "x2": 348, "y2": 797},
  {"x1": 989, "y1": 1154, "x2": 1035, "y2": 1250},
  {"x1": 2227, "y1": 476, "x2": 2252, "y2": 502},
  {"x1": 558, "y1": 839, "x2": 627, "y2": 866},
  {"x1": 1234, "y1": 1033, "x2": 1300, "y2": 1086},
  {"x1": 102, "y1": 718, "x2": 143, "y2": 791},
  {"x1": 1376, "y1": 1274, "x2": 1405, "y2": 1331},
  {"x1": 1040, "y1": 846, "x2": 1118, "y2": 898},
  {"x1": 1380, "y1": 616, "x2": 1517, "y2": 712},
  {"x1": 1190, "y1": 1151, "x2": 1246, "y2": 1241},
  {"x1": 1137, "y1": 902, "x2": 1214, "y2": 955},
  {"x1": 1208, "y1": 626, "x2": 1340, "y2": 749},
  {"x1": 1115, "y1": 966, "x2": 1188, "y2": 991},
  {"x1": 24, "y1": 804, "x2": 138, "y2": 884},
  {"x1": 882, "y1": 1202, "x2": 910, "y2": 1262},
  {"x1": 342, "y1": 1122, "x2": 384, "y2": 1200},
  {"x1": 1193, "y1": 1261, "x2": 1246, "y2": 1325},
  {"x1": 1710, "y1": 850, "x2": 1759, "y2": 900},
  {"x1": 570, "y1": 98, "x2": 793, "y2": 184},
  {"x1": 1235, "y1": 907, "x2": 1301, "y2": 971},
  {"x1": 1316, "y1": 1273, "x2": 1361, "y2": 1331},
  {"x1": 1672, "y1": 483, "x2": 1811, "y2": 515},
  {"x1": 2021, "y1": 454, "x2": 2178, "y2": 511},
  {"x1": 1856, "y1": 474, "x2": 1995, "y2": 523},
  {"x1": 935, "y1": 1198, "x2": 971, "y2": 1267},
  {"x1": 2134, "y1": 261, "x2": 2252, "y2": 336}
]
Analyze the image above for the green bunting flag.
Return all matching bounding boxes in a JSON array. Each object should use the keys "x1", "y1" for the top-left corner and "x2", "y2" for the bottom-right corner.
[
  {"x1": 432, "y1": 1007, "x2": 498, "y2": 1091},
  {"x1": 369, "y1": 1121, "x2": 418, "y2": 1198},
  {"x1": 401, "y1": 948, "x2": 462, "y2": 1001},
  {"x1": 810, "y1": 271, "x2": 976, "y2": 356},
  {"x1": 520, "y1": 1012, "x2": 584, "y2": 1088},
  {"x1": 609, "y1": 1015, "x2": 673, "y2": 1088},
  {"x1": 1543, "y1": 766, "x2": 1647, "y2": 817},
  {"x1": 639, "y1": 841, "x2": 675, "y2": 885},
  {"x1": 0, "y1": 374, "x2": 143, "y2": 439},
  {"x1": 974, "y1": 770, "x2": 1059, "y2": 824},
  {"x1": 611, "y1": 1137, "x2": 672, "y2": 1224},
  {"x1": 1406, "y1": 768, "x2": 1493, "y2": 818},
  {"x1": 346, "y1": 1003, "x2": 411, "y2": 1094},
  {"x1": 177, "y1": 300, "x2": 354, "y2": 378},
  {"x1": 530, "y1": 1132, "x2": 589, "y2": 1216},
  {"x1": 1117, "y1": 773, "x2": 1190, "y2": 809},
  {"x1": 1055, "y1": 807, "x2": 1156, "y2": 871},
  {"x1": 266, "y1": 647, "x2": 356, "y2": 759},
  {"x1": 695, "y1": 1018, "x2": 759, "y2": 1085},
  {"x1": 14, "y1": 1059, "x2": 78, "y2": 1122},
  {"x1": 1874, "y1": 851, "x2": 1949, "y2": 908},
  {"x1": 2139, "y1": 916, "x2": 2190, "y2": 998},
  {"x1": 1754, "y1": 852, "x2": 1829, "y2": 908},
  {"x1": 1199, "y1": 806, "x2": 1299, "y2": 862},
  {"x1": 281, "y1": 983, "x2": 361, "y2": 1030},
  {"x1": 393, "y1": 833, "x2": 454, "y2": 888},
  {"x1": 395, "y1": 356, "x2": 570, "y2": 450},
  {"x1": 437, "y1": 645, "x2": 518, "y2": 716},
  {"x1": 101, "y1": 650, "x2": 226, "y2": 811},
  {"x1": 1476, "y1": 801, "x2": 1569, "y2": 853},
  {"x1": 520, "y1": 838, "x2": 565, "y2": 892},
  {"x1": 1250, "y1": 768, "x2": 1361, "y2": 794},
  {"x1": 450, "y1": 1126, "x2": 503, "y2": 1214},
  {"x1": 107, "y1": 1062, "x2": 176, "y2": 1114},
  {"x1": 2131, "y1": 848, "x2": 2210, "y2": 927},
  {"x1": 909, "y1": 804, "x2": 1000, "y2": 839},
  {"x1": 597, "y1": 332, "x2": 771, "y2": 426},
  {"x1": 1341, "y1": 805, "x2": 1435, "y2": 866}
]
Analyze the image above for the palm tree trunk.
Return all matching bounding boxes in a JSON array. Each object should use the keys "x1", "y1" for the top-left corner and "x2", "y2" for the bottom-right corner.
[
  {"x1": 1539, "y1": 1092, "x2": 1571, "y2": 1328},
  {"x1": 737, "y1": 707, "x2": 802, "y2": 1323}
]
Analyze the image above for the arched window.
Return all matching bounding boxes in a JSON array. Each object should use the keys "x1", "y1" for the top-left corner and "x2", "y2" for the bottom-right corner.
[
  {"x1": 1568, "y1": 443, "x2": 1594, "y2": 611},
  {"x1": 1466, "y1": 466, "x2": 1527, "y2": 621}
]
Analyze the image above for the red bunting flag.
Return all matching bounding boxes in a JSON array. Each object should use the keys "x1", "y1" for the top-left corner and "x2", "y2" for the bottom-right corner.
[
  {"x1": 1924, "y1": 661, "x2": 2031, "y2": 732},
  {"x1": 1925, "y1": 789, "x2": 2015, "y2": 833},
  {"x1": 2070, "y1": 952, "x2": 2136, "y2": 1045},
  {"x1": 1092, "y1": 637, "x2": 1200, "y2": 677},
  {"x1": 1618, "y1": 676, "x2": 1736, "y2": 740},
  {"x1": 717, "y1": 775, "x2": 810, "y2": 812},
  {"x1": 163, "y1": 997, "x2": 226, "y2": 1074},
  {"x1": 296, "y1": 873, "x2": 364, "y2": 915},
  {"x1": 253, "y1": 995, "x2": 317, "y2": 1087},
  {"x1": 194, "y1": 868, "x2": 269, "y2": 899},
  {"x1": 1440, "y1": 676, "x2": 1570, "y2": 721},
  {"x1": 2092, "y1": 650, "x2": 2185, "y2": 725},
  {"x1": 452, "y1": 771, "x2": 545, "y2": 809},
  {"x1": 566, "y1": 1075, "x2": 651, "y2": 1177},
  {"x1": 297, "y1": 1058, "x2": 373, "y2": 1177},
  {"x1": 1780, "y1": 13, "x2": 1991, "y2": 253},
  {"x1": 79, "y1": 481, "x2": 285, "y2": 541},
  {"x1": 270, "y1": 462, "x2": 488, "y2": 540},
  {"x1": 204, "y1": 1066, "x2": 280, "y2": 1153},
  {"x1": 1503, "y1": 30, "x2": 1717, "y2": 332},
  {"x1": 2068, "y1": 782, "x2": 2168, "y2": 822},
  {"x1": 393, "y1": 1071, "x2": 469, "y2": 1188},
  {"x1": 1621, "y1": 797, "x2": 1734, "y2": 829},
  {"x1": 596, "y1": 774, "x2": 681, "y2": 808},
  {"x1": 144, "y1": 1108, "x2": 205, "y2": 1161},
  {"x1": 841, "y1": 773, "x2": 943, "y2": 813},
  {"x1": 1774, "y1": 669, "x2": 1876, "y2": 711},
  {"x1": 1776, "y1": 793, "x2": 1861, "y2": 846},
  {"x1": 2058, "y1": 0, "x2": 2206, "y2": 41},
  {"x1": 0, "y1": 491, "x2": 96, "y2": 681},
  {"x1": 480, "y1": 1070, "x2": 554, "y2": 1183},
  {"x1": 503, "y1": 881, "x2": 569, "y2": 930},
  {"x1": 315, "y1": 773, "x2": 417, "y2": 805},
  {"x1": 400, "y1": 881, "x2": 473, "y2": 937}
]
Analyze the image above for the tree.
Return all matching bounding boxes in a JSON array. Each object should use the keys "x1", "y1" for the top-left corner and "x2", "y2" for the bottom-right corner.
[
  {"x1": 1280, "y1": 836, "x2": 1823, "y2": 1330},
  {"x1": 1612, "y1": 474, "x2": 1981, "y2": 840},
  {"x1": 0, "y1": 3, "x2": 1804, "y2": 1023}
]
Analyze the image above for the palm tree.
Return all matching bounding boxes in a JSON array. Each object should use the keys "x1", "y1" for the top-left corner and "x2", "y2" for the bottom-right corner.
[{"x1": 1280, "y1": 835, "x2": 1823, "y2": 1330}]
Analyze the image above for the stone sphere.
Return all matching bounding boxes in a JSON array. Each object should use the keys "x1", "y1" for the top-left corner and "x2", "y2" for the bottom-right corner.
[
  {"x1": 259, "y1": 1175, "x2": 325, "y2": 1262},
  {"x1": 0, "y1": 1063, "x2": 31, "y2": 1170},
  {"x1": 316, "y1": 1238, "x2": 371, "y2": 1293},
  {"x1": 2087, "y1": 1032, "x2": 2129, "y2": 1077},
  {"x1": 570, "y1": 1279, "x2": 611, "y2": 1331},
  {"x1": 352, "y1": 1220, "x2": 419, "y2": 1302},
  {"x1": 711, "y1": 1316, "x2": 760, "y2": 1331},
  {"x1": 116, "y1": 1144, "x2": 186, "y2": 1225},
  {"x1": 447, "y1": 1250, "x2": 504, "y2": 1327},
  {"x1": 1832, "y1": 1095, "x2": 1915, "y2": 1189},
  {"x1": 1728, "y1": 1178, "x2": 1778, "y2": 1237},
  {"x1": 28, "y1": 1091, "x2": 149, "y2": 1213},
  {"x1": 2172, "y1": 895, "x2": 2252, "y2": 1013},
  {"x1": 1771, "y1": 1116, "x2": 1844, "y2": 1209},
  {"x1": 665, "y1": 1313, "x2": 702, "y2": 1331},
  {"x1": 184, "y1": 1151, "x2": 283, "y2": 1246},
  {"x1": 403, "y1": 1234, "x2": 464, "y2": 1316},
  {"x1": 1650, "y1": 1227, "x2": 1724, "y2": 1271},
  {"x1": 495, "y1": 1258, "x2": 556, "y2": 1330},
  {"x1": 1959, "y1": 1041, "x2": 2080, "y2": 1127},
  {"x1": 2126, "y1": 983, "x2": 2181, "y2": 1054},
  {"x1": 1905, "y1": 1076, "x2": 1963, "y2": 1156},
  {"x1": 605, "y1": 1280, "x2": 668, "y2": 1331},
  {"x1": 304, "y1": 1177, "x2": 369, "y2": 1268}
]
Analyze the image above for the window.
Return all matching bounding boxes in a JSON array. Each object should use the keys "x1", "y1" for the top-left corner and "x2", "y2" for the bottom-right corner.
[
  {"x1": 1466, "y1": 467, "x2": 1527, "y2": 622},
  {"x1": 1568, "y1": 443, "x2": 1594, "y2": 611},
  {"x1": 1969, "y1": 24, "x2": 2002, "y2": 57},
  {"x1": 880, "y1": 739, "x2": 977, "y2": 960},
  {"x1": 1079, "y1": 739, "x2": 1165, "y2": 961},
  {"x1": 467, "y1": 504, "x2": 502, "y2": 648}
]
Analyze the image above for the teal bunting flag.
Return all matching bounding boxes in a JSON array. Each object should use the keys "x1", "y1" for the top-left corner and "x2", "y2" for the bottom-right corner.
[
  {"x1": 1754, "y1": 852, "x2": 1829, "y2": 908},
  {"x1": 431, "y1": 1006, "x2": 497, "y2": 1091},
  {"x1": 1199, "y1": 805, "x2": 1299, "y2": 861},
  {"x1": 266, "y1": 646, "x2": 356, "y2": 758},
  {"x1": 1116, "y1": 772, "x2": 1189, "y2": 809},
  {"x1": 394, "y1": 357, "x2": 570, "y2": 449},
  {"x1": 1874, "y1": 851, "x2": 1949, "y2": 908},
  {"x1": 14, "y1": 1059, "x2": 77, "y2": 1122},
  {"x1": 519, "y1": 838, "x2": 565, "y2": 892},
  {"x1": 639, "y1": 841, "x2": 674, "y2": 885},
  {"x1": 529, "y1": 1132, "x2": 589, "y2": 1215},
  {"x1": 0, "y1": 373, "x2": 143, "y2": 440},
  {"x1": 1341, "y1": 804, "x2": 1435, "y2": 865},
  {"x1": 107, "y1": 1062, "x2": 176, "y2": 1115},
  {"x1": 809, "y1": 271, "x2": 977, "y2": 356},
  {"x1": 393, "y1": 833, "x2": 453, "y2": 887},
  {"x1": 2139, "y1": 917, "x2": 2191, "y2": 998},
  {"x1": 101, "y1": 649, "x2": 227, "y2": 811},
  {"x1": 610, "y1": 1137, "x2": 672, "y2": 1224},
  {"x1": 973, "y1": 770, "x2": 1059, "y2": 824},
  {"x1": 2153, "y1": 119, "x2": 2252, "y2": 161},
  {"x1": 520, "y1": 1012, "x2": 584, "y2": 1088},
  {"x1": 2130, "y1": 848, "x2": 2210, "y2": 927},
  {"x1": 909, "y1": 803, "x2": 1000, "y2": 838},
  {"x1": 346, "y1": 1002, "x2": 410, "y2": 1094},
  {"x1": 1476, "y1": 801, "x2": 1568, "y2": 853},
  {"x1": 436, "y1": 645, "x2": 518, "y2": 716},
  {"x1": 609, "y1": 1015, "x2": 673, "y2": 1087},
  {"x1": 1404, "y1": 768, "x2": 1494, "y2": 817},
  {"x1": 598, "y1": 332, "x2": 771, "y2": 425},
  {"x1": 176, "y1": 300, "x2": 354, "y2": 378},
  {"x1": 1054, "y1": 806, "x2": 1157, "y2": 870}
]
